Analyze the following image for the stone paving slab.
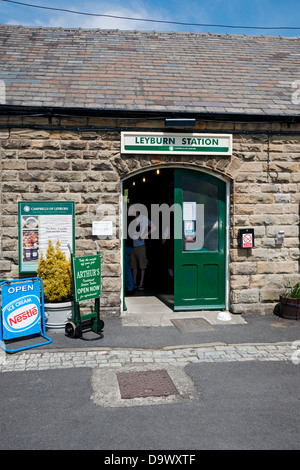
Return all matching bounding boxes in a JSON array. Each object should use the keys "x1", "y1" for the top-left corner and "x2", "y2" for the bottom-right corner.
[{"x1": 0, "y1": 342, "x2": 296, "y2": 373}]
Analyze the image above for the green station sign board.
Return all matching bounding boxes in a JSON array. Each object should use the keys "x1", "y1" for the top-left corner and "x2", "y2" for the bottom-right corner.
[
  {"x1": 121, "y1": 132, "x2": 232, "y2": 155},
  {"x1": 73, "y1": 254, "x2": 101, "y2": 302}
]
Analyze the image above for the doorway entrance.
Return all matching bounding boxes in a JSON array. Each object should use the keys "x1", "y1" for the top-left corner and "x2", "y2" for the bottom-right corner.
[
  {"x1": 123, "y1": 168, "x2": 174, "y2": 305},
  {"x1": 123, "y1": 167, "x2": 227, "y2": 311}
]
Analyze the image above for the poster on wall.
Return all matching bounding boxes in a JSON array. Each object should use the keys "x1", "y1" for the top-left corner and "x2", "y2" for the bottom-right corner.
[{"x1": 18, "y1": 201, "x2": 75, "y2": 273}]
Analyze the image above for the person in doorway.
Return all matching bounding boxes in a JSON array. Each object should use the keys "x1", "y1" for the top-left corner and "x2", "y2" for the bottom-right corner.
[
  {"x1": 125, "y1": 237, "x2": 135, "y2": 295},
  {"x1": 129, "y1": 206, "x2": 156, "y2": 291},
  {"x1": 124, "y1": 203, "x2": 135, "y2": 295},
  {"x1": 162, "y1": 224, "x2": 174, "y2": 281}
]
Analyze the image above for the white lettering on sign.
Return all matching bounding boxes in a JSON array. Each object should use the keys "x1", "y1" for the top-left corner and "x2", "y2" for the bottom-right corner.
[
  {"x1": 76, "y1": 268, "x2": 100, "y2": 279},
  {"x1": 7, "y1": 284, "x2": 34, "y2": 294}
]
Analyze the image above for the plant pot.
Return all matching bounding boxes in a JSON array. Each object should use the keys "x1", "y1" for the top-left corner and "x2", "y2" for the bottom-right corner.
[
  {"x1": 279, "y1": 296, "x2": 300, "y2": 320},
  {"x1": 44, "y1": 301, "x2": 74, "y2": 329}
]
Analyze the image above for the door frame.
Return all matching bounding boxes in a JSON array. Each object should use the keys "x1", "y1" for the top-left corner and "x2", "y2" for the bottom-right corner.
[{"x1": 120, "y1": 165, "x2": 230, "y2": 313}]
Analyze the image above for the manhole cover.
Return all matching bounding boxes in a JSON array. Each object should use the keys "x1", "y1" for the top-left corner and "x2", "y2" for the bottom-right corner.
[
  {"x1": 116, "y1": 369, "x2": 179, "y2": 399},
  {"x1": 171, "y1": 318, "x2": 215, "y2": 332}
]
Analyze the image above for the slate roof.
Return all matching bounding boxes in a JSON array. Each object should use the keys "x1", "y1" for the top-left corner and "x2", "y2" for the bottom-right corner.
[{"x1": 0, "y1": 24, "x2": 299, "y2": 117}]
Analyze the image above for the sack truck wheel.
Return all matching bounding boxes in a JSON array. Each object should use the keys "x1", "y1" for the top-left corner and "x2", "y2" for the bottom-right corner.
[{"x1": 65, "y1": 322, "x2": 76, "y2": 338}]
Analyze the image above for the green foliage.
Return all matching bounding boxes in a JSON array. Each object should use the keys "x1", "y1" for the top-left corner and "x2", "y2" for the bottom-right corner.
[
  {"x1": 284, "y1": 279, "x2": 300, "y2": 299},
  {"x1": 37, "y1": 240, "x2": 72, "y2": 303}
]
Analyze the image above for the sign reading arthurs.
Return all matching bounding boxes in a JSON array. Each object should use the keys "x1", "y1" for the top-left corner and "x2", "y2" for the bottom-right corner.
[
  {"x1": 121, "y1": 132, "x2": 232, "y2": 155},
  {"x1": 73, "y1": 254, "x2": 101, "y2": 302}
]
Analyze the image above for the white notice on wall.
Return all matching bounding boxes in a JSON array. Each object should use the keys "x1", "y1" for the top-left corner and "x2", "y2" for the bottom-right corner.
[
  {"x1": 39, "y1": 214, "x2": 73, "y2": 257},
  {"x1": 183, "y1": 202, "x2": 197, "y2": 221},
  {"x1": 92, "y1": 221, "x2": 113, "y2": 236}
]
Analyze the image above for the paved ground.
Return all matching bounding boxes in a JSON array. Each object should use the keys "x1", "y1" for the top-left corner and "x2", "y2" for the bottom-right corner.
[
  {"x1": 1, "y1": 300, "x2": 300, "y2": 450},
  {"x1": 0, "y1": 341, "x2": 296, "y2": 373},
  {"x1": 1, "y1": 296, "x2": 300, "y2": 364},
  {"x1": 0, "y1": 357, "x2": 299, "y2": 450}
]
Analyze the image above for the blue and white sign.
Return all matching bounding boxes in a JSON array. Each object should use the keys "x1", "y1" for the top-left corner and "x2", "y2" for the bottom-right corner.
[{"x1": 1, "y1": 279, "x2": 42, "y2": 340}]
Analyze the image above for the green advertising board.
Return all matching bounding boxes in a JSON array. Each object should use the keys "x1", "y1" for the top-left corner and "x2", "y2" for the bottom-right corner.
[
  {"x1": 73, "y1": 254, "x2": 101, "y2": 302},
  {"x1": 18, "y1": 201, "x2": 75, "y2": 273}
]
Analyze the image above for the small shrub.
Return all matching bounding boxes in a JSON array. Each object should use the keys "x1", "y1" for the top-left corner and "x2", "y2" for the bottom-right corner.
[
  {"x1": 284, "y1": 279, "x2": 300, "y2": 299},
  {"x1": 37, "y1": 240, "x2": 72, "y2": 303}
]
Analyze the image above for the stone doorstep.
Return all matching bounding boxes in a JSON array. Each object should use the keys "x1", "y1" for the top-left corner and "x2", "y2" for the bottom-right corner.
[{"x1": 123, "y1": 296, "x2": 247, "y2": 326}]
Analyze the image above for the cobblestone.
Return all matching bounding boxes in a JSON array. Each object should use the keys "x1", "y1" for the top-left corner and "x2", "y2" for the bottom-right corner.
[{"x1": 0, "y1": 342, "x2": 297, "y2": 373}]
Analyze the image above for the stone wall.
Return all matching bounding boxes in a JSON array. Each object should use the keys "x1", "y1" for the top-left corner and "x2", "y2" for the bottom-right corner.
[
  {"x1": 230, "y1": 128, "x2": 300, "y2": 314},
  {"x1": 0, "y1": 115, "x2": 300, "y2": 315}
]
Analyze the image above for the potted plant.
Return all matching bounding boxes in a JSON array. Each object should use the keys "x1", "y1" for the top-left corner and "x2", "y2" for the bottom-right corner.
[
  {"x1": 279, "y1": 280, "x2": 300, "y2": 320},
  {"x1": 37, "y1": 239, "x2": 73, "y2": 329}
]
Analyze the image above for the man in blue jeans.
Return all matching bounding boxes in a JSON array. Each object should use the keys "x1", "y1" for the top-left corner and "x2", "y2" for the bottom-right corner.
[
  {"x1": 129, "y1": 209, "x2": 155, "y2": 291},
  {"x1": 125, "y1": 243, "x2": 135, "y2": 294},
  {"x1": 125, "y1": 203, "x2": 135, "y2": 295}
]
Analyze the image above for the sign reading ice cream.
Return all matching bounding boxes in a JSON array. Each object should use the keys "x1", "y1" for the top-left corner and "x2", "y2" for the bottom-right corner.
[{"x1": 1, "y1": 280, "x2": 42, "y2": 340}]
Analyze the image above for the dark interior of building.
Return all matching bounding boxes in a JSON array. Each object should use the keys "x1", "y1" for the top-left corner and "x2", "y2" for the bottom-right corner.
[{"x1": 123, "y1": 168, "x2": 175, "y2": 296}]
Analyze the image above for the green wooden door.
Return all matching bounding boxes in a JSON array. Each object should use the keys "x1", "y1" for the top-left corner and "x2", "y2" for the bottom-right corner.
[{"x1": 174, "y1": 169, "x2": 226, "y2": 310}]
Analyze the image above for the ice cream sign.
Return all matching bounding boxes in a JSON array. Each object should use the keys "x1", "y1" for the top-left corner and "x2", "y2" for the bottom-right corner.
[{"x1": 1, "y1": 280, "x2": 42, "y2": 340}]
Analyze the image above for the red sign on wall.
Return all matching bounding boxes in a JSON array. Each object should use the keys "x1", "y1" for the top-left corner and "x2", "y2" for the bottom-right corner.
[{"x1": 242, "y1": 233, "x2": 253, "y2": 248}]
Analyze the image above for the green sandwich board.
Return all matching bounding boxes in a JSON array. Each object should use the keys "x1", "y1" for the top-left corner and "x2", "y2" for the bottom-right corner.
[
  {"x1": 73, "y1": 254, "x2": 101, "y2": 302},
  {"x1": 65, "y1": 249, "x2": 104, "y2": 341}
]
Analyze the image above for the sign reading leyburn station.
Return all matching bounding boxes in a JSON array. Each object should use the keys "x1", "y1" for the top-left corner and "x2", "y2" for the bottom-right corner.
[{"x1": 121, "y1": 132, "x2": 232, "y2": 155}]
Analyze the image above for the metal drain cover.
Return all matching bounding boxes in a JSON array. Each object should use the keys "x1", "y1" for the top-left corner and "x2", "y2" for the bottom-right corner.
[
  {"x1": 116, "y1": 369, "x2": 179, "y2": 399},
  {"x1": 171, "y1": 317, "x2": 215, "y2": 332}
]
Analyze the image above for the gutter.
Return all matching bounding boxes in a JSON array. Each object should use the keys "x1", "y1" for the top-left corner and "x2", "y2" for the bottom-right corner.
[{"x1": 0, "y1": 104, "x2": 300, "y2": 124}]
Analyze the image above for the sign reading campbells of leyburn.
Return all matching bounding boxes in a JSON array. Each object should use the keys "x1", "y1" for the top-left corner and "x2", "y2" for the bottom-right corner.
[
  {"x1": 18, "y1": 201, "x2": 75, "y2": 273},
  {"x1": 121, "y1": 132, "x2": 232, "y2": 155}
]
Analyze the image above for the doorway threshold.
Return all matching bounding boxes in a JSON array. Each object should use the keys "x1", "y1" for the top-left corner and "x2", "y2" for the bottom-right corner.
[{"x1": 122, "y1": 295, "x2": 246, "y2": 327}]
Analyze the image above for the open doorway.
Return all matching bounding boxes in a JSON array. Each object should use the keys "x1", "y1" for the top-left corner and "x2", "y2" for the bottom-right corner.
[
  {"x1": 123, "y1": 167, "x2": 228, "y2": 314},
  {"x1": 123, "y1": 168, "x2": 175, "y2": 308}
]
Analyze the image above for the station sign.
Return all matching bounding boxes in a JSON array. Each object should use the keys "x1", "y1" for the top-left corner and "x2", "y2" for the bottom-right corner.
[{"x1": 121, "y1": 132, "x2": 232, "y2": 155}]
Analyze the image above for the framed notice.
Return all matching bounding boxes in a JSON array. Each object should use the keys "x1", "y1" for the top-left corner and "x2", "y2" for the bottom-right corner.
[{"x1": 18, "y1": 201, "x2": 75, "y2": 273}]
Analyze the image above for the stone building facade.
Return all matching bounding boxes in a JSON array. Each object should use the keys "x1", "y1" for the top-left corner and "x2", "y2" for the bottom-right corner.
[
  {"x1": 0, "y1": 26, "x2": 300, "y2": 316},
  {"x1": 1, "y1": 115, "x2": 300, "y2": 316}
]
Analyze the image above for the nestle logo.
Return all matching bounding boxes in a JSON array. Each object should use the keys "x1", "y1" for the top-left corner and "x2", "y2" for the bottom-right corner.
[{"x1": 7, "y1": 305, "x2": 38, "y2": 329}]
